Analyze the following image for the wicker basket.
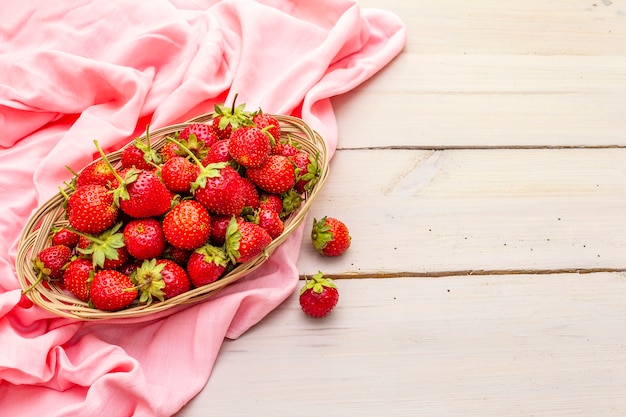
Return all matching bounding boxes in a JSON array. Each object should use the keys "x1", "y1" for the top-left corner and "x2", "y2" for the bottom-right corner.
[{"x1": 16, "y1": 113, "x2": 329, "y2": 320}]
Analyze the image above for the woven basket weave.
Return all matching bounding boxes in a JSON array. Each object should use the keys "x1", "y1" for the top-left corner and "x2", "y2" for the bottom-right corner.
[{"x1": 16, "y1": 113, "x2": 329, "y2": 320}]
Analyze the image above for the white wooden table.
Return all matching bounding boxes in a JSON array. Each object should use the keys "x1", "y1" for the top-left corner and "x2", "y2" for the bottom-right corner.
[{"x1": 176, "y1": 1, "x2": 626, "y2": 415}]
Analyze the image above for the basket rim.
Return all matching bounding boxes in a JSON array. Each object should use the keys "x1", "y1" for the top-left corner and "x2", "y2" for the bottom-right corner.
[{"x1": 16, "y1": 113, "x2": 329, "y2": 321}]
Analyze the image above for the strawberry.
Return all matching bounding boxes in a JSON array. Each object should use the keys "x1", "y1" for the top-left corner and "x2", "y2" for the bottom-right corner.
[
  {"x1": 228, "y1": 126, "x2": 271, "y2": 168},
  {"x1": 240, "y1": 177, "x2": 260, "y2": 210},
  {"x1": 272, "y1": 140, "x2": 299, "y2": 157},
  {"x1": 160, "y1": 141, "x2": 181, "y2": 163},
  {"x1": 133, "y1": 259, "x2": 191, "y2": 304},
  {"x1": 252, "y1": 112, "x2": 280, "y2": 144},
  {"x1": 89, "y1": 269, "x2": 138, "y2": 311},
  {"x1": 187, "y1": 244, "x2": 229, "y2": 287},
  {"x1": 202, "y1": 139, "x2": 233, "y2": 165},
  {"x1": 65, "y1": 184, "x2": 119, "y2": 234},
  {"x1": 178, "y1": 123, "x2": 218, "y2": 157},
  {"x1": 120, "y1": 126, "x2": 162, "y2": 170},
  {"x1": 224, "y1": 217, "x2": 272, "y2": 264},
  {"x1": 258, "y1": 192, "x2": 283, "y2": 215},
  {"x1": 76, "y1": 223, "x2": 128, "y2": 268},
  {"x1": 246, "y1": 154, "x2": 295, "y2": 194},
  {"x1": 292, "y1": 150, "x2": 321, "y2": 194},
  {"x1": 51, "y1": 227, "x2": 80, "y2": 249},
  {"x1": 299, "y1": 271, "x2": 339, "y2": 318},
  {"x1": 257, "y1": 208, "x2": 284, "y2": 239},
  {"x1": 63, "y1": 258, "x2": 94, "y2": 301},
  {"x1": 162, "y1": 245, "x2": 192, "y2": 266},
  {"x1": 116, "y1": 169, "x2": 174, "y2": 218},
  {"x1": 161, "y1": 156, "x2": 200, "y2": 193},
  {"x1": 75, "y1": 159, "x2": 117, "y2": 188},
  {"x1": 212, "y1": 94, "x2": 253, "y2": 141},
  {"x1": 193, "y1": 165, "x2": 246, "y2": 217},
  {"x1": 31, "y1": 244, "x2": 72, "y2": 283},
  {"x1": 123, "y1": 218, "x2": 166, "y2": 260},
  {"x1": 162, "y1": 199, "x2": 211, "y2": 250},
  {"x1": 209, "y1": 214, "x2": 235, "y2": 246},
  {"x1": 311, "y1": 216, "x2": 351, "y2": 257}
]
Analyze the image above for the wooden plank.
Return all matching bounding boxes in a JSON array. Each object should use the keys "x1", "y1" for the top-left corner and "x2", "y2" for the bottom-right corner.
[
  {"x1": 359, "y1": 0, "x2": 626, "y2": 56},
  {"x1": 175, "y1": 273, "x2": 626, "y2": 417},
  {"x1": 331, "y1": 54, "x2": 626, "y2": 148},
  {"x1": 296, "y1": 148, "x2": 626, "y2": 276}
]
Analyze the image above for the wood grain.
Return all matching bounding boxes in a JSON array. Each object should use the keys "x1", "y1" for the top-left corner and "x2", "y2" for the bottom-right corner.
[
  {"x1": 176, "y1": 273, "x2": 626, "y2": 417},
  {"x1": 176, "y1": 0, "x2": 626, "y2": 415}
]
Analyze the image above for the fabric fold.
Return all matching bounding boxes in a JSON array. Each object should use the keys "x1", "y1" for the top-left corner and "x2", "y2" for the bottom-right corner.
[{"x1": 0, "y1": 1, "x2": 406, "y2": 415}]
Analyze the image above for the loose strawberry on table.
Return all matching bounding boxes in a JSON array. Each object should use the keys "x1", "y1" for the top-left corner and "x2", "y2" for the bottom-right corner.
[
  {"x1": 299, "y1": 271, "x2": 339, "y2": 318},
  {"x1": 311, "y1": 216, "x2": 351, "y2": 257}
]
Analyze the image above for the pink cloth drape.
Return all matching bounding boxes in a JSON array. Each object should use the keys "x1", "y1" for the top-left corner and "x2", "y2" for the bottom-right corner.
[{"x1": 0, "y1": 1, "x2": 405, "y2": 415}]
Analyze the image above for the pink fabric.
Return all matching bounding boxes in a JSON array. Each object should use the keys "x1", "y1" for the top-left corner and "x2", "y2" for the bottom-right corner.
[{"x1": 0, "y1": 1, "x2": 405, "y2": 415}]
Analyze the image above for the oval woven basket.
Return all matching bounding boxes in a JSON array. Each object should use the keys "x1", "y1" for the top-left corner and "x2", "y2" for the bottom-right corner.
[{"x1": 16, "y1": 113, "x2": 329, "y2": 320}]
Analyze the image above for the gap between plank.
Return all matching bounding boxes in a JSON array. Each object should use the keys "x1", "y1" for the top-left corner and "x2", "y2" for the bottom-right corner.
[{"x1": 300, "y1": 268, "x2": 626, "y2": 279}]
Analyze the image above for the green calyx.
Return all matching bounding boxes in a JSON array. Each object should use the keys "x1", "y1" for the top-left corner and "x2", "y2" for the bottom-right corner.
[
  {"x1": 299, "y1": 271, "x2": 336, "y2": 295},
  {"x1": 195, "y1": 244, "x2": 229, "y2": 267},
  {"x1": 311, "y1": 216, "x2": 333, "y2": 252},
  {"x1": 134, "y1": 125, "x2": 162, "y2": 166},
  {"x1": 132, "y1": 259, "x2": 167, "y2": 305},
  {"x1": 214, "y1": 93, "x2": 254, "y2": 130},
  {"x1": 166, "y1": 136, "x2": 227, "y2": 192},
  {"x1": 281, "y1": 190, "x2": 303, "y2": 218},
  {"x1": 223, "y1": 216, "x2": 242, "y2": 264},
  {"x1": 93, "y1": 139, "x2": 138, "y2": 206},
  {"x1": 74, "y1": 222, "x2": 125, "y2": 268},
  {"x1": 299, "y1": 151, "x2": 321, "y2": 193}
]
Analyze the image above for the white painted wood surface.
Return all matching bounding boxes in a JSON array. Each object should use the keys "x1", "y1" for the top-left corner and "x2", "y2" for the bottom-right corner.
[{"x1": 176, "y1": 0, "x2": 626, "y2": 415}]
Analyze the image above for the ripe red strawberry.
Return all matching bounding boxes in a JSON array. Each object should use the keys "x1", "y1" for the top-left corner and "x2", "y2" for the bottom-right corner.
[
  {"x1": 299, "y1": 271, "x2": 339, "y2": 318},
  {"x1": 209, "y1": 214, "x2": 235, "y2": 246},
  {"x1": 202, "y1": 139, "x2": 233, "y2": 165},
  {"x1": 252, "y1": 112, "x2": 281, "y2": 144},
  {"x1": 228, "y1": 126, "x2": 271, "y2": 168},
  {"x1": 212, "y1": 95, "x2": 253, "y2": 141},
  {"x1": 224, "y1": 217, "x2": 272, "y2": 264},
  {"x1": 311, "y1": 216, "x2": 351, "y2": 257},
  {"x1": 116, "y1": 169, "x2": 174, "y2": 218},
  {"x1": 92, "y1": 140, "x2": 173, "y2": 219},
  {"x1": 162, "y1": 245, "x2": 192, "y2": 266},
  {"x1": 120, "y1": 127, "x2": 162, "y2": 170},
  {"x1": 63, "y1": 258, "x2": 94, "y2": 301},
  {"x1": 51, "y1": 227, "x2": 80, "y2": 249},
  {"x1": 75, "y1": 159, "x2": 117, "y2": 188},
  {"x1": 31, "y1": 244, "x2": 72, "y2": 283},
  {"x1": 292, "y1": 150, "x2": 320, "y2": 194},
  {"x1": 65, "y1": 184, "x2": 119, "y2": 234},
  {"x1": 161, "y1": 156, "x2": 200, "y2": 193},
  {"x1": 178, "y1": 123, "x2": 219, "y2": 155},
  {"x1": 89, "y1": 269, "x2": 138, "y2": 311},
  {"x1": 240, "y1": 177, "x2": 260, "y2": 209},
  {"x1": 76, "y1": 222, "x2": 127, "y2": 269},
  {"x1": 258, "y1": 192, "x2": 283, "y2": 214},
  {"x1": 193, "y1": 165, "x2": 246, "y2": 216},
  {"x1": 257, "y1": 208, "x2": 284, "y2": 239},
  {"x1": 186, "y1": 244, "x2": 229, "y2": 287},
  {"x1": 246, "y1": 154, "x2": 295, "y2": 194},
  {"x1": 133, "y1": 258, "x2": 191, "y2": 304},
  {"x1": 160, "y1": 141, "x2": 183, "y2": 163},
  {"x1": 162, "y1": 199, "x2": 211, "y2": 250},
  {"x1": 123, "y1": 218, "x2": 166, "y2": 260},
  {"x1": 272, "y1": 140, "x2": 299, "y2": 157}
]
